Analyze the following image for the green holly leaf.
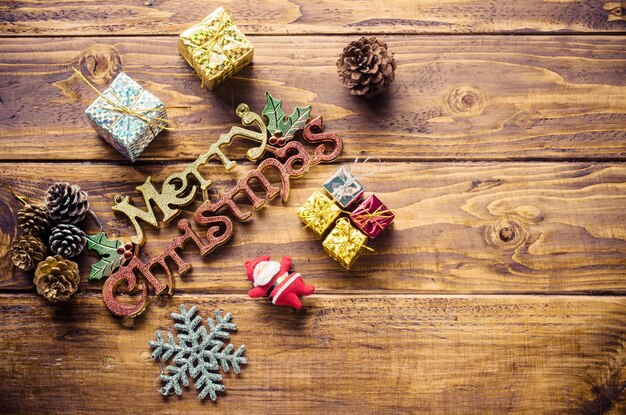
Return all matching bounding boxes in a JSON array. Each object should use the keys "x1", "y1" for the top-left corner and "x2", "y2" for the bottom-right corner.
[
  {"x1": 86, "y1": 231, "x2": 123, "y2": 281},
  {"x1": 262, "y1": 92, "x2": 312, "y2": 141}
]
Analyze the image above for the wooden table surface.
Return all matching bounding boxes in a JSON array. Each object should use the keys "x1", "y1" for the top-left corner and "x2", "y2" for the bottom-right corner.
[{"x1": 2, "y1": 1, "x2": 626, "y2": 414}]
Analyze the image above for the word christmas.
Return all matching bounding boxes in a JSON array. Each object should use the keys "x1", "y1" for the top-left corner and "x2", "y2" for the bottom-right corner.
[{"x1": 101, "y1": 93, "x2": 343, "y2": 317}]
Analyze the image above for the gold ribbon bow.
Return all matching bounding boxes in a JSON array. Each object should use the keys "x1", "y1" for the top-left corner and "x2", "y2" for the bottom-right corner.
[
  {"x1": 351, "y1": 206, "x2": 394, "y2": 233},
  {"x1": 192, "y1": 12, "x2": 236, "y2": 73},
  {"x1": 73, "y1": 68, "x2": 185, "y2": 131},
  {"x1": 327, "y1": 218, "x2": 374, "y2": 255},
  {"x1": 298, "y1": 192, "x2": 343, "y2": 234}
]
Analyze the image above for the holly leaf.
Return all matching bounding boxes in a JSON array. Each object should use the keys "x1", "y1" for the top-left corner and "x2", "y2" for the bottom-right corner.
[
  {"x1": 86, "y1": 231, "x2": 123, "y2": 281},
  {"x1": 262, "y1": 92, "x2": 312, "y2": 141}
]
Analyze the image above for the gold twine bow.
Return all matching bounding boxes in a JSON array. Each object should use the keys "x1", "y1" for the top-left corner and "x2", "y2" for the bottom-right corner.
[
  {"x1": 351, "y1": 206, "x2": 394, "y2": 233},
  {"x1": 73, "y1": 68, "x2": 187, "y2": 131},
  {"x1": 327, "y1": 218, "x2": 374, "y2": 255},
  {"x1": 191, "y1": 11, "x2": 236, "y2": 83},
  {"x1": 298, "y1": 192, "x2": 343, "y2": 233}
]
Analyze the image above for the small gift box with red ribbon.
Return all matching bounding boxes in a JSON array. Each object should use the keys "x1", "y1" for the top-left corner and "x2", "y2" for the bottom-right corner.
[
  {"x1": 323, "y1": 165, "x2": 365, "y2": 209},
  {"x1": 179, "y1": 7, "x2": 254, "y2": 91},
  {"x1": 349, "y1": 194, "x2": 395, "y2": 240}
]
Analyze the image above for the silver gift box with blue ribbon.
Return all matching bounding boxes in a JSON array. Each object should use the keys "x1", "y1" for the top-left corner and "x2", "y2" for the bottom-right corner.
[{"x1": 85, "y1": 72, "x2": 167, "y2": 162}]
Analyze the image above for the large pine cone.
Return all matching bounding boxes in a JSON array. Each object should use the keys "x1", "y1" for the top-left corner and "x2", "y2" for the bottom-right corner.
[
  {"x1": 336, "y1": 37, "x2": 397, "y2": 98},
  {"x1": 34, "y1": 255, "x2": 80, "y2": 303},
  {"x1": 49, "y1": 224, "x2": 86, "y2": 257},
  {"x1": 45, "y1": 182, "x2": 89, "y2": 225},
  {"x1": 11, "y1": 235, "x2": 47, "y2": 271},
  {"x1": 18, "y1": 203, "x2": 51, "y2": 237}
]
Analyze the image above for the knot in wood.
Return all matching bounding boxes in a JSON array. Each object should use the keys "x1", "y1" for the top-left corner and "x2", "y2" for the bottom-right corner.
[
  {"x1": 499, "y1": 226, "x2": 516, "y2": 242},
  {"x1": 447, "y1": 85, "x2": 484, "y2": 116},
  {"x1": 76, "y1": 44, "x2": 122, "y2": 85}
]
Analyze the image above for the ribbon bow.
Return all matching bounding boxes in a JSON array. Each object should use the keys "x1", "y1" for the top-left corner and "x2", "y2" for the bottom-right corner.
[
  {"x1": 74, "y1": 68, "x2": 184, "y2": 132},
  {"x1": 298, "y1": 193, "x2": 341, "y2": 232},
  {"x1": 351, "y1": 206, "x2": 394, "y2": 233},
  {"x1": 192, "y1": 11, "x2": 236, "y2": 69},
  {"x1": 329, "y1": 158, "x2": 381, "y2": 204},
  {"x1": 327, "y1": 218, "x2": 374, "y2": 256}
]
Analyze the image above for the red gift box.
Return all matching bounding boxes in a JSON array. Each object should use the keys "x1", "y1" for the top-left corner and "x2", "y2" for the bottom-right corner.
[{"x1": 349, "y1": 194, "x2": 394, "y2": 240}]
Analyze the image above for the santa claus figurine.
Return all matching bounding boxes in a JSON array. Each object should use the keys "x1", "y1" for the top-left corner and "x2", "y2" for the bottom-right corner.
[{"x1": 244, "y1": 256, "x2": 315, "y2": 309}]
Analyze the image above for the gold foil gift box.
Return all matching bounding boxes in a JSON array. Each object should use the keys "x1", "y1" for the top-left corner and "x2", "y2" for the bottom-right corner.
[
  {"x1": 297, "y1": 190, "x2": 342, "y2": 238},
  {"x1": 179, "y1": 7, "x2": 254, "y2": 91},
  {"x1": 322, "y1": 218, "x2": 370, "y2": 270}
]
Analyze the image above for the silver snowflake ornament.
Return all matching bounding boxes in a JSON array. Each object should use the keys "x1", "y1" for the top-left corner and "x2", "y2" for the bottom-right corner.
[{"x1": 149, "y1": 304, "x2": 247, "y2": 400}]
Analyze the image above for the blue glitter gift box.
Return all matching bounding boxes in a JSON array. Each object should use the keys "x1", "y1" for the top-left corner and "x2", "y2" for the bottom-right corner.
[{"x1": 85, "y1": 72, "x2": 167, "y2": 162}]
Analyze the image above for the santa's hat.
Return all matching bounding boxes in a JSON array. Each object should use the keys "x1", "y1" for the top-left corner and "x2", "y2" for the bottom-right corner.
[{"x1": 244, "y1": 256, "x2": 281, "y2": 286}]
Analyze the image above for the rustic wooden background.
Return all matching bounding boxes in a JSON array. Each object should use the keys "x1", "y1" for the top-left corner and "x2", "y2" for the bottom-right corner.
[{"x1": 1, "y1": 1, "x2": 626, "y2": 414}]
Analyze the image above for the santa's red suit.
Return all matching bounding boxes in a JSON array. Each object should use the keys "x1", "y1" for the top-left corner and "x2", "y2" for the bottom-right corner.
[{"x1": 244, "y1": 256, "x2": 314, "y2": 309}]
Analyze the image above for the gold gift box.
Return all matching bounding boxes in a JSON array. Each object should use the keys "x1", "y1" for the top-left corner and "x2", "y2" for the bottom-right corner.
[
  {"x1": 322, "y1": 218, "x2": 369, "y2": 270},
  {"x1": 297, "y1": 190, "x2": 342, "y2": 238},
  {"x1": 178, "y1": 7, "x2": 254, "y2": 91}
]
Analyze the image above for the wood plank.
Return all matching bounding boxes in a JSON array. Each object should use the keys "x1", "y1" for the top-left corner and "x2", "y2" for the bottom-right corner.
[
  {"x1": 2, "y1": 162, "x2": 626, "y2": 294},
  {"x1": 1, "y1": 36, "x2": 626, "y2": 162},
  {"x1": 1, "y1": 0, "x2": 626, "y2": 36},
  {"x1": 1, "y1": 294, "x2": 625, "y2": 414}
]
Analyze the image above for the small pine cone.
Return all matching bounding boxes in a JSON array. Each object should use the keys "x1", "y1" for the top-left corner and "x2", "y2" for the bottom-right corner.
[
  {"x1": 18, "y1": 204, "x2": 51, "y2": 237},
  {"x1": 336, "y1": 37, "x2": 397, "y2": 98},
  {"x1": 34, "y1": 255, "x2": 80, "y2": 303},
  {"x1": 11, "y1": 235, "x2": 47, "y2": 271},
  {"x1": 49, "y1": 224, "x2": 86, "y2": 257},
  {"x1": 45, "y1": 182, "x2": 90, "y2": 225}
]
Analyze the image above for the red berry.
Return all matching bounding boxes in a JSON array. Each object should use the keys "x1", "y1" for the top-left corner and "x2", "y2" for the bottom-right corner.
[
  {"x1": 124, "y1": 243, "x2": 133, "y2": 251},
  {"x1": 124, "y1": 251, "x2": 133, "y2": 259},
  {"x1": 117, "y1": 247, "x2": 125, "y2": 254}
]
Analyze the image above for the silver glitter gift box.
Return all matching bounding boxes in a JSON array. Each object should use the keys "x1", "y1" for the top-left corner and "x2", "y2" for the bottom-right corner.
[{"x1": 85, "y1": 72, "x2": 167, "y2": 162}]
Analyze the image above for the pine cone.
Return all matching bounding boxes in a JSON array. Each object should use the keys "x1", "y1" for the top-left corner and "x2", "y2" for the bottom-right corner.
[
  {"x1": 336, "y1": 37, "x2": 397, "y2": 98},
  {"x1": 18, "y1": 204, "x2": 51, "y2": 237},
  {"x1": 11, "y1": 235, "x2": 47, "y2": 271},
  {"x1": 45, "y1": 182, "x2": 89, "y2": 225},
  {"x1": 34, "y1": 255, "x2": 80, "y2": 303},
  {"x1": 49, "y1": 224, "x2": 86, "y2": 257}
]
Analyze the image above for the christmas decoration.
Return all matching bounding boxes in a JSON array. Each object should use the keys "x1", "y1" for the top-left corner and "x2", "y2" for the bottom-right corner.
[
  {"x1": 49, "y1": 224, "x2": 86, "y2": 257},
  {"x1": 82, "y1": 70, "x2": 168, "y2": 162},
  {"x1": 296, "y1": 190, "x2": 342, "y2": 237},
  {"x1": 179, "y1": 7, "x2": 254, "y2": 91},
  {"x1": 262, "y1": 92, "x2": 311, "y2": 143},
  {"x1": 85, "y1": 231, "x2": 125, "y2": 281},
  {"x1": 349, "y1": 194, "x2": 395, "y2": 240},
  {"x1": 45, "y1": 182, "x2": 89, "y2": 225},
  {"x1": 323, "y1": 165, "x2": 365, "y2": 209},
  {"x1": 337, "y1": 36, "x2": 397, "y2": 98},
  {"x1": 17, "y1": 203, "x2": 51, "y2": 238},
  {"x1": 245, "y1": 256, "x2": 314, "y2": 309},
  {"x1": 105, "y1": 93, "x2": 343, "y2": 318},
  {"x1": 11, "y1": 235, "x2": 47, "y2": 271},
  {"x1": 149, "y1": 304, "x2": 247, "y2": 401},
  {"x1": 322, "y1": 218, "x2": 371, "y2": 270},
  {"x1": 34, "y1": 255, "x2": 80, "y2": 303}
]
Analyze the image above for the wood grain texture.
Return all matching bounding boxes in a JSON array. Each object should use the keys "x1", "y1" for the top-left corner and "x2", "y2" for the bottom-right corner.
[
  {"x1": 1, "y1": 36, "x2": 626, "y2": 162},
  {"x1": 1, "y1": 0, "x2": 626, "y2": 36},
  {"x1": 2, "y1": 162, "x2": 625, "y2": 294},
  {"x1": 1, "y1": 294, "x2": 625, "y2": 414}
]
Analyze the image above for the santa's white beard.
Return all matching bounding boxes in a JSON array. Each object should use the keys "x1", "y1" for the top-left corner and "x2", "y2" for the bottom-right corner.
[{"x1": 253, "y1": 260, "x2": 281, "y2": 286}]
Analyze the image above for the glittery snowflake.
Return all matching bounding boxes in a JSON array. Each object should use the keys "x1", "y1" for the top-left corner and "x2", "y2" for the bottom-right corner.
[{"x1": 149, "y1": 304, "x2": 247, "y2": 400}]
